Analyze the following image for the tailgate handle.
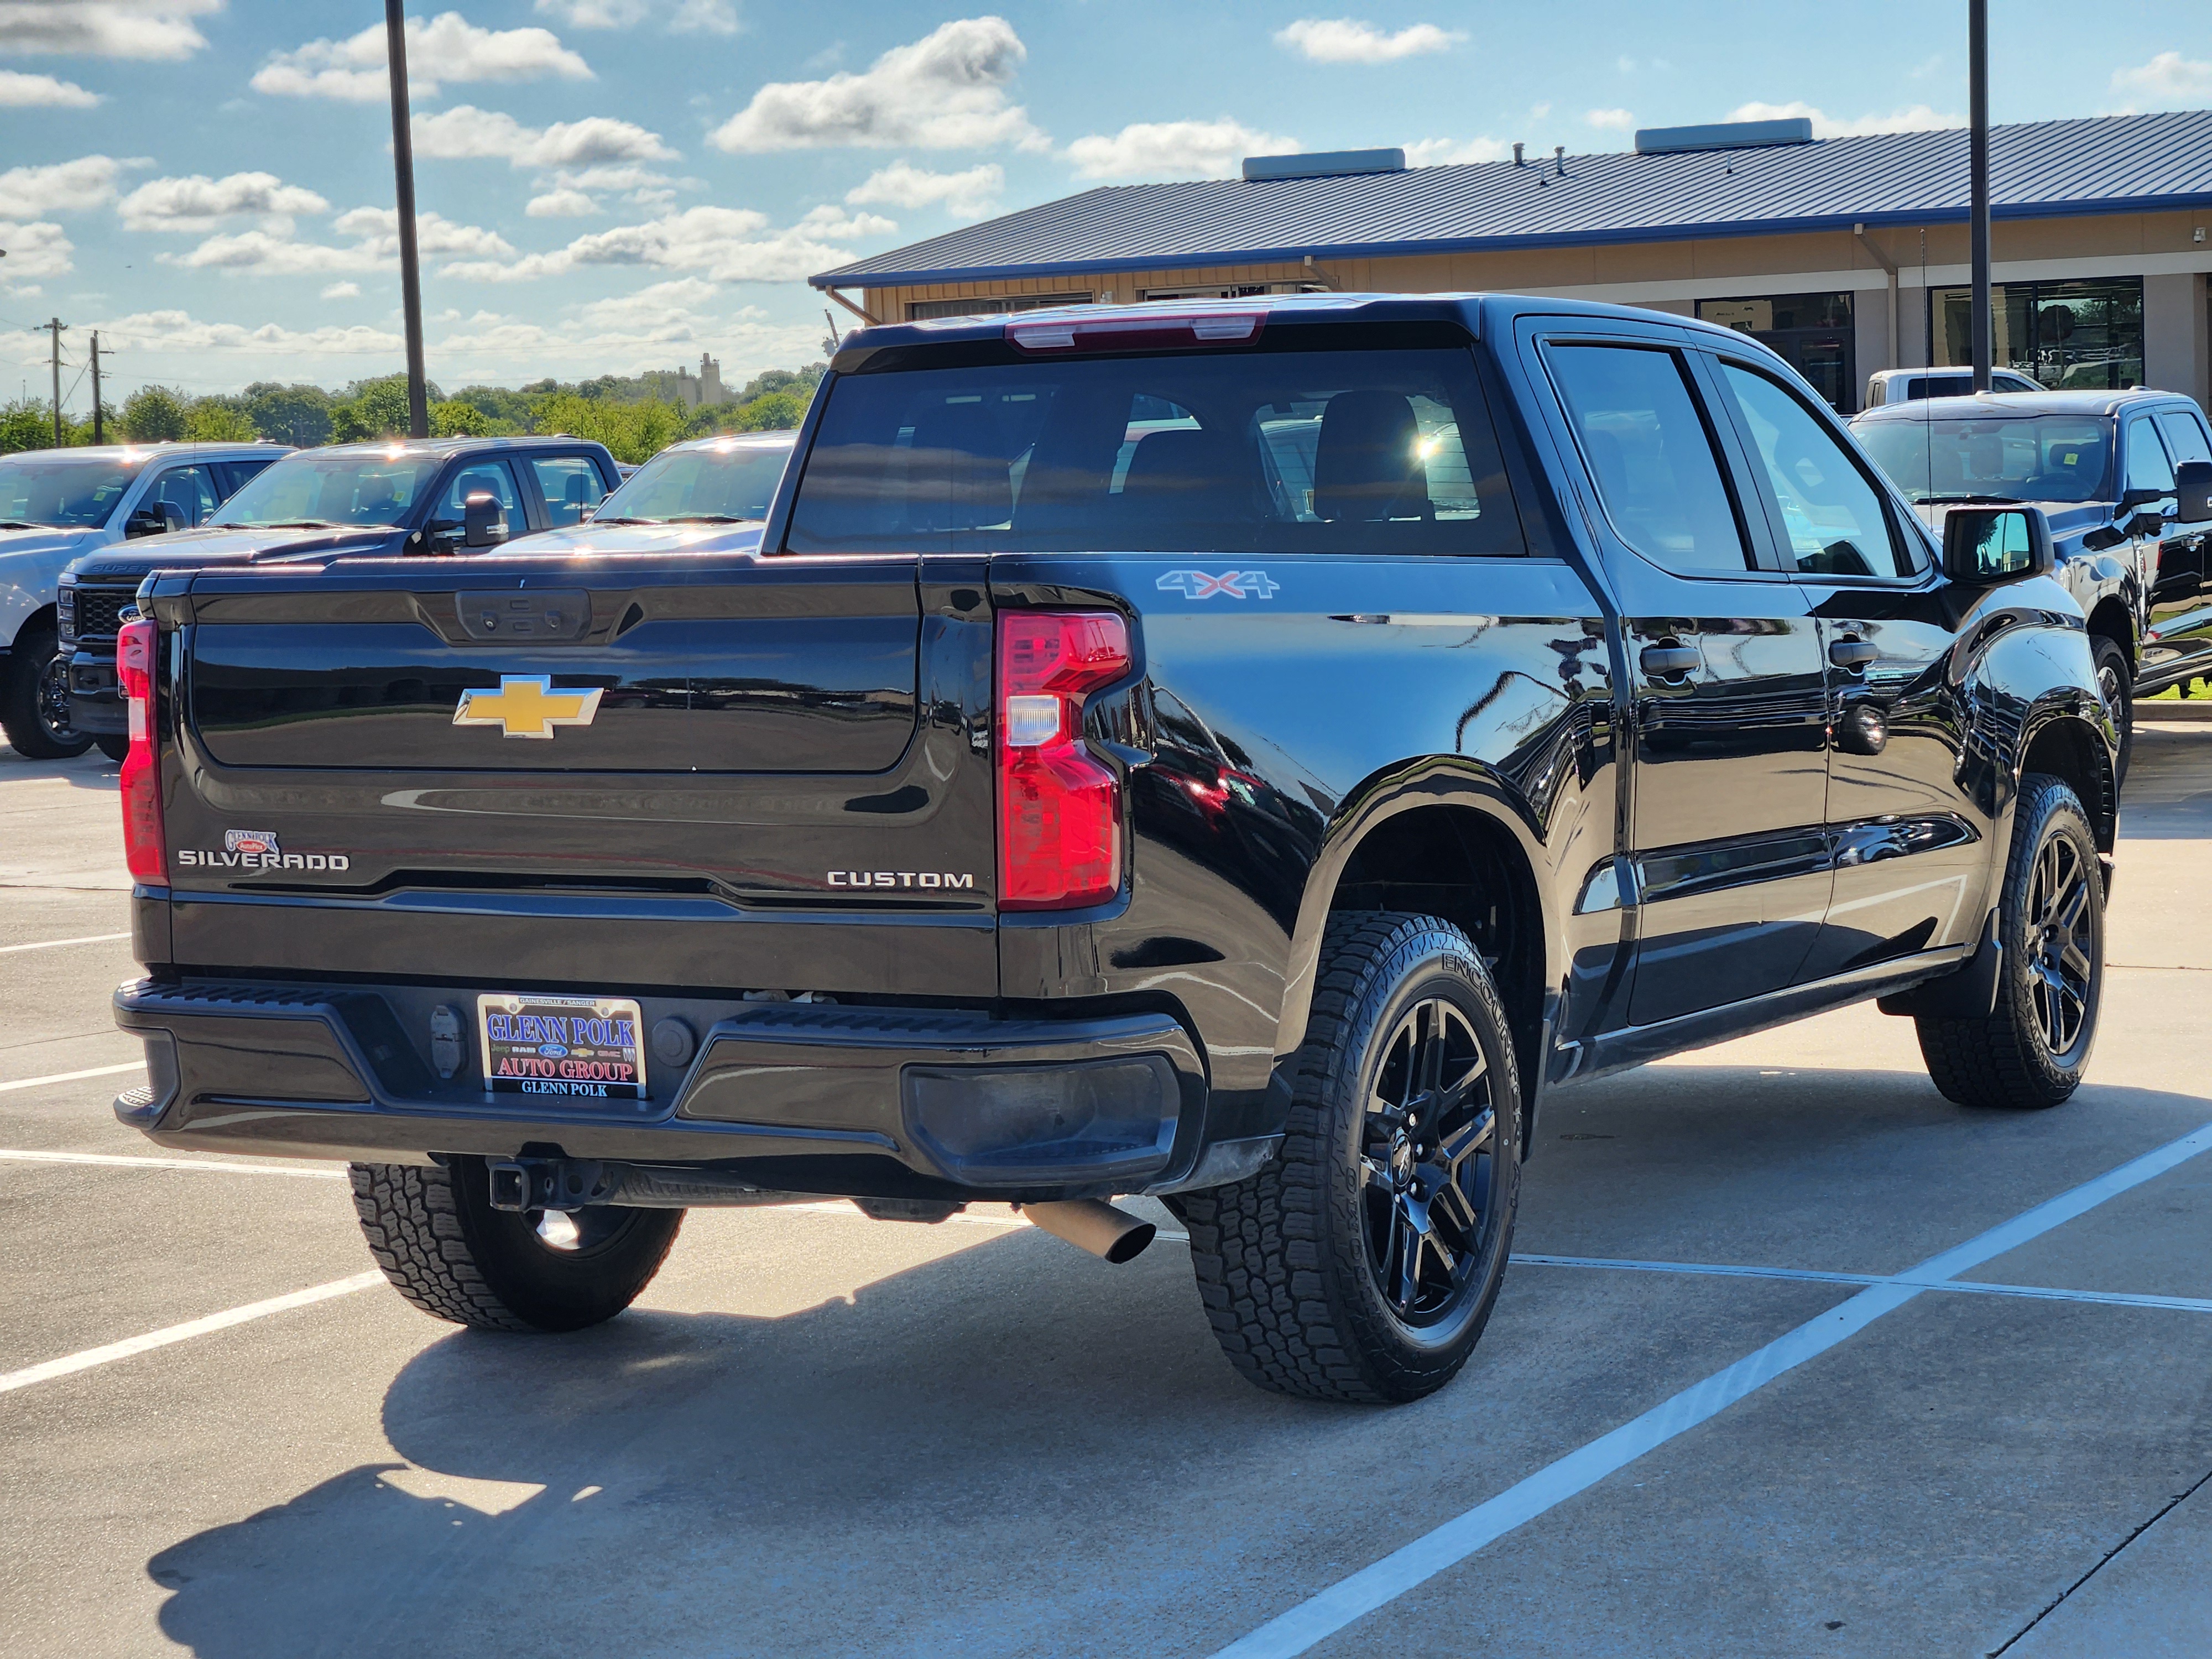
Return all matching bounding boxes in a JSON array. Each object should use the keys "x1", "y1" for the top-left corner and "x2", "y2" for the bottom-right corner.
[{"x1": 456, "y1": 589, "x2": 592, "y2": 643}]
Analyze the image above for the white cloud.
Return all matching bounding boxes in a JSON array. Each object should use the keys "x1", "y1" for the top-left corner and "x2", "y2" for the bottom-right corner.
[
  {"x1": 527, "y1": 187, "x2": 599, "y2": 216},
  {"x1": 2111, "y1": 51, "x2": 2212, "y2": 100},
  {"x1": 1584, "y1": 107, "x2": 1635, "y2": 132},
  {"x1": 320, "y1": 280, "x2": 361, "y2": 299},
  {"x1": 118, "y1": 171, "x2": 330, "y2": 232},
  {"x1": 1402, "y1": 136, "x2": 1510, "y2": 168},
  {"x1": 442, "y1": 202, "x2": 890, "y2": 284},
  {"x1": 846, "y1": 159, "x2": 1002, "y2": 217},
  {"x1": 412, "y1": 103, "x2": 674, "y2": 168},
  {"x1": 0, "y1": 0, "x2": 221, "y2": 59},
  {"x1": 534, "y1": 0, "x2": 733, "y2": 29},
  {"x1": 0, "y1": 221, "x2": 74, "y2": 283},
  {"x1": 709, "y1": 16, "x2": 1043, "y2": 153},
  {"x1": 1274, "y1": 19, "x2": 1462, "y2": 65},
  {"x1": 1065, "y1": 118, "x2": 1299, "y2": 182},
  {"x1": 0, "y1": 70, "x2": 101, "y2": 106},
  {"x1": 670, "y1": 0, "x2": 737, "y2": 32},
  {"x1": 253, "y1": 11, "x2": 592, "y2": 102},
  {"x1": 1725, "y1": 99, "x2": 1959, "y2": 139},
  {"x1": 163, "y1": 208, "x2": 514, "y2": 275},
  {"x1": 82, "y1": 307, "x2": 408, "y2": 358},
  {"x1": 0, "y1": 155, "x2": 127, "y2": 215}
]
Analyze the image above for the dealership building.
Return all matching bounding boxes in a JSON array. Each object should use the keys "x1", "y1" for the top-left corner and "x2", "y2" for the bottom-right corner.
[{"x1": 812, "y1": 108, "x2": 2212, "y2": 415}]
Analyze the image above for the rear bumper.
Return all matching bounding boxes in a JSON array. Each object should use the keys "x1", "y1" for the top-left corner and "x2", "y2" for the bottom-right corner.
[
  {"x1": 65, "y1": 645, "x2": 122, "y2": 734},
  {"x1": 113, "y1": 977, "x2": 1236, "y2": 1201}
]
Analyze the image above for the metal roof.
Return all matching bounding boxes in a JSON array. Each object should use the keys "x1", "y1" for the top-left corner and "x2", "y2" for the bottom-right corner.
[{"x1": 813, "y1": 109, "x2": 2212, "y2": 290}]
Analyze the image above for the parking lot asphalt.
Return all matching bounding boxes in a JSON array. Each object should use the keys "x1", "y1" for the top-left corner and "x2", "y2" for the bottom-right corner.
[{"x1": 4, "y1": 719, "x2": 2211, "y2": 1659}]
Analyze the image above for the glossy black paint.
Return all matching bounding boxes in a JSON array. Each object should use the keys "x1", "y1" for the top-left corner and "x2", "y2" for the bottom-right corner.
[{"x1": 118, "y1": 294, "x2": 2115, "y2": 1201}]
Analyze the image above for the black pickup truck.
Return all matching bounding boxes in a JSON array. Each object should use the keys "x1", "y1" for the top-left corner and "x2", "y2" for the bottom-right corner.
[{"x1": 112, "y1": 295, "x2": 2115, "y2": 1404}]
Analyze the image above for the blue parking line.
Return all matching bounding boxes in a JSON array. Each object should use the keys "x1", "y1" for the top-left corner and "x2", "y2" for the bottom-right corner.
[{"x1": 1517, "y1": 1255, "x2": 2212, "y2": 1316}]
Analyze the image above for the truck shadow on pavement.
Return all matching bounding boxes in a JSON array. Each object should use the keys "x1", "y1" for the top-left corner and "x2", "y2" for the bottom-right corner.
[{"x1": 140, "y1": 1065, "x2": 2212, "y2": 1659}]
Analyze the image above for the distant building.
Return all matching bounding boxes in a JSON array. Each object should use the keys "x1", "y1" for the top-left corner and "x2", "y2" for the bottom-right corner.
[
  {"x1": 650, "y1": 353, "x2": 728, "y2": 408},
  {"x1": 811, "y1": 110, "x2": 2212, "y2": 416}
]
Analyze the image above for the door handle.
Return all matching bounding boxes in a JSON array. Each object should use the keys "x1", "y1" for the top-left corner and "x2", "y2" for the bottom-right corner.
[
  {"x1": 1829, "y1": 638, "x2": 1880, "y2": 670},
  {"x1": 1640, "y1": 643, "x2": 1700, "y2": 682}
]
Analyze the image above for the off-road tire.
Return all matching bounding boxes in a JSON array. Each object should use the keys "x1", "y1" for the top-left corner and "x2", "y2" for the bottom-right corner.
[
  {"x1": 350, "y1": 1158, "x2": 682, "y2": 1333},
  {"x1": 1182, "y1": 912, "x2": 1521, "y2": 1404},
  {"x1": 1917, "y1": 773, "x2": 2104, "y2": 1110},
  {"x1": 1, "y1": 618, "x2": 92, "y2": 760},
  {"x1": 2091, "y1": 637, "x2": 2133, "y2": 789}
]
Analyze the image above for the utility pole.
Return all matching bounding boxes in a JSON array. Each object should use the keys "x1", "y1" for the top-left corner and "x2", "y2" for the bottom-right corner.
[
  {"x1": 89, "y1": 331, "x2": 103, "y2": 444},
  {"x1": 384, "y1": 0, "x2": 429, "y2": 439},
  {"x1": 43, "y1": 317, "x2": 66, "y2": 447},
  {"x1": 1968, "y1": 0, "x2": 1992, "y2": 392}
]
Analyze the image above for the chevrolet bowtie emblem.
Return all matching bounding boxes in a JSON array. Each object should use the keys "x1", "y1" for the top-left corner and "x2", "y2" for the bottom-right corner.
[{"x1": 452, "y1": 675, "x2": 604, "y2": 739}]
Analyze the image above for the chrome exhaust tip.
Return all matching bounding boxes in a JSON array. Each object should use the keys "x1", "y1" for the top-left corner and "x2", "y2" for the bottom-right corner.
[{"x1": 1021, "y1": 1198, "x2": 1156, "y2": 1264}]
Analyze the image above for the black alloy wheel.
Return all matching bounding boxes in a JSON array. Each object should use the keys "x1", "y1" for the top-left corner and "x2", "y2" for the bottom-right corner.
[
  {"x1": 0, "y1": 620, "x2": 93, "y2": 759},
  {"x1": 1359, "y1": 997, "x2": 1498, "y2": 1324},
  {"x1": 1917, "y1": 772, "x2": 2104, "y2": 1109},
  {"x1": 2023, "y1": 826, "x2": 2096, "y2": 1061},
  {"x1": 1182, "y1": 911, "x2": 1521, "y2": 1402},
  {"x1": 2091, "y1": 637, "x2": 2132, "y2": 788}
]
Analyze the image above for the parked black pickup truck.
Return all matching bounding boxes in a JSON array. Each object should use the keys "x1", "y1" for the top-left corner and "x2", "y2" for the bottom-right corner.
[
  {"x1": 60, "y1": 435, "x2": 620, "y2": 748},
  {"x1": 112, "y1": 295, "x2": 2116, "y2": 1404}
]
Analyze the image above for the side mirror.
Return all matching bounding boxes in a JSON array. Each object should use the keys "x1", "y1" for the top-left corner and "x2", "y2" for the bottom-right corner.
[
  {"x1": 1943, "y1": 504, "x2": 2054, "y2": 586},
  {"x1": 2117, "y1": 484, "x2": 2168, "y2": 510},
  {"x1": 2126, "y1": 510, "x2": 2168, "y2": 540},
  {"x1": 461, "y1": 491, "x2": 509, "y2": 549},
  {"x1": 2177, "y1": 460, "x2": 2212, "y2": 525},
  {"x1": 125, "y1": 504, "x2": 180, "y2": 539}
]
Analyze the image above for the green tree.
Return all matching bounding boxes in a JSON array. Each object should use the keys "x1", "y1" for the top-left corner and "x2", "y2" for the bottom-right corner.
[
  {"x1": 429, "y1": 399, "x2": 493, "y2": 437},
  {"x1": 726, "y1": 389, "x2": 808, "y2": 432},
  {"x1": 529, "y1": 392, "x2": 686, "y2": 465},
  {"x1": 120, "y1": 385, "x2": 190, "y2": 442},
  {"x1": 185, "y1": 399, "x2": 258, "y2": 442},
  {"x1": 0, "y1": 399, "x2": 53, "y2": 453},
  {"x1": 331, "y1": 374, "x2": 444, "y2": 442},
  {"x1": 242, "y1": 383, "x2": 334, "y2": 448}
]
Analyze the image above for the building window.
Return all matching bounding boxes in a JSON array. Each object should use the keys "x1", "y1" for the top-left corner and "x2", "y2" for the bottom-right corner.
[
  {"x1": 1928, "y1": 277, "x2": 2144, "y2": 390},
  {"x1": 906, "y1": 292, "x2": 1097, "y2": 321},
  {"x1": 1140, "y1": 283, "x2": 1328, "y2": 300},
  {"x1": 1696, "y1": 291, "x2": 1857, "y2": 414}
]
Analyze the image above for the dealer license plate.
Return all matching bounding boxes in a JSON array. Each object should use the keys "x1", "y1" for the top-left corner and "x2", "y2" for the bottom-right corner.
[{"x1": 477, "y1": 993, "x2": 648, "y2": 1101}]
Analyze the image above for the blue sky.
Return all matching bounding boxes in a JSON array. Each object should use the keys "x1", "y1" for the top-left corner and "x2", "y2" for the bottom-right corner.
[{"x1": 1, "y1": 1, "x2": 2206, "y2": 406}]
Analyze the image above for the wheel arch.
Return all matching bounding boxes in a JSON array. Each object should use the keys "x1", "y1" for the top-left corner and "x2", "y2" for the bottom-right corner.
[
  {"x1": 2084, "y1": 594, "x2": 2137, "y2": 670},
  {"x1": 2017, "y1": 705, "x2": 2116, "y2": 857},
  {"x1": 1275, "y1": 761, "x2": 1556, "y2": 1135}
]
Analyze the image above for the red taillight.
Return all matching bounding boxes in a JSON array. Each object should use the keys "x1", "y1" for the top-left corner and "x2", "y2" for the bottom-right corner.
[
  {"x1": 116, "y1": 616, "x2": 165, "y2": 885},
  {"x1": 997, "y1": 610, "x2": 1131, "y2": 910}
]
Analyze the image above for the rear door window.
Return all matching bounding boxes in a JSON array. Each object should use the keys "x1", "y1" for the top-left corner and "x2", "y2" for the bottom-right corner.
[
  {"x1": 529, "y1": 455, "x2": 607, "y2": 527},
  {"x1": 2156, "y1": 409, "x2": 2212, "y2": 468},
  {"x1": 1542, "y1": 342, "x2": 1752, "y2": 575},
  {"x1": 784, "y1": 338, "x2": 1524, "y2": 556}
]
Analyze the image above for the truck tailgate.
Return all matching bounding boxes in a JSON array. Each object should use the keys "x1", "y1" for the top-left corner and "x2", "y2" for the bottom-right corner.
[{"x1": 146, "y1": 552, "x2": 998, "y2": 997}]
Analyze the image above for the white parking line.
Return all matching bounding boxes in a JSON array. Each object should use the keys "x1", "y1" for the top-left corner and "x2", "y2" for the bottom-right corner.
[
  {"x1": 0, "y1": 1061, "x2": 143, "y2": 1095},
  {"x1": 0, "y1": 1148, "x2": 347, "y2": 1180},
  {"x1": 0, "y1": 932, "x2": 129, "y2": 954},
  {"x1": 1518, "y1": 1253, "x2": 2212, "y2": 1316},
  {"x1": 1211, "y1": 1119, "x2": 2212, "y2": 1659},
  {"x1": 0, "y1": 1272, "x2": 385, "y2": 1397}
]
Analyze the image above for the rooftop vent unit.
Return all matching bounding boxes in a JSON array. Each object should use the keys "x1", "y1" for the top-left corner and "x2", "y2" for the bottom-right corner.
[
  {"x1": 1634, "y1": 117, "x2": 1815, "y2": 155},
  {"x1": 1241, "y1": 148, "x2": 1407, "y2": 182}
]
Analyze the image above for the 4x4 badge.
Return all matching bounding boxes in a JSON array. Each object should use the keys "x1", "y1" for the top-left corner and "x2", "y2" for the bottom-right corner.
[
  {"x1": 1157, "y1": 570, "x2": 1278, "y2": 600},
  {"x1": 452, "y1": 675, "x2": 604, "y2": 739}
]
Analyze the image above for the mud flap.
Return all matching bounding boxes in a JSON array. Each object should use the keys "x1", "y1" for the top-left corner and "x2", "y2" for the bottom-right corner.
[{"x1": 1876, "y1": 908, "x2": 2001, "y2": 1020}]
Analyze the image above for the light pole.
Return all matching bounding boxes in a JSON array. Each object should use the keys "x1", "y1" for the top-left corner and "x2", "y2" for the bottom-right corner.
[
  {"x1": 1968, "y1": 0, "x2": 1992, "y2": 392},
  {"x1": 384, "y1": 0, "x2": 429, "y2": 439}
]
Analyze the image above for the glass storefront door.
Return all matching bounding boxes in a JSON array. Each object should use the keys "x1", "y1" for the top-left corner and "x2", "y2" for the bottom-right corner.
[
  {"x1": 1929, "y1": 277, "x2": 2145, "y2": 390},
  {"x1": 1697, "y1": 292, "x2": 1858, "y2": 413}
]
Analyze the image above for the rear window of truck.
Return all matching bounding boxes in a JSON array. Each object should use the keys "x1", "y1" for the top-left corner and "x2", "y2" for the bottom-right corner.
[{"x1": 784, "y1": 344, "x2": 1524, "y2": 556}]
